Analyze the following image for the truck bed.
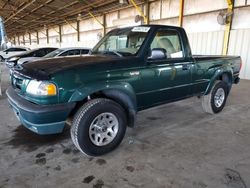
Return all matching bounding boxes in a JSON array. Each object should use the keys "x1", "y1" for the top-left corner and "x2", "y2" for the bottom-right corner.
[
  {"x1": 193, "y1": 55, "x2": 240, "y2": 61},
  {"x1": 193, "y1": 55, "x2": 242, "y2": 82}
]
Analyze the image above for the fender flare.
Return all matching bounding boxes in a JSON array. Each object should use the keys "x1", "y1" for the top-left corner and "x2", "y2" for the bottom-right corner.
[
  {"x1": 205, "y1": 68, "x2": 233, "y2": 95},
  {"x1": 102, "y1": 89, "x2": 137, "y2": 127},
  {"x1": 69, "y1": 82, "x2": 137, "y2": 127}
]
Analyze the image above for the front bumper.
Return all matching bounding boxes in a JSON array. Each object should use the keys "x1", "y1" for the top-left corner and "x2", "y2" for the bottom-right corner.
[
  {"x1": 5, "y1": 61, "x2": 15, "y2": 68},
  {"x1": 6, "y1": 87, "x2": 76, "y2": 135}
]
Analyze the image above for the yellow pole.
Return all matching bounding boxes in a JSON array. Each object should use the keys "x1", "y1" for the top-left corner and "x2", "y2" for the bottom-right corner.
[
  {"x1": 129, "y1": 0, "x2": 148, "y2": 24},
  {"x1": 179, "y1": 0, "x2": 184, "y2": 27},
  {"x1": 222, "y1": 0, "x2": 233, "y2": 55}
]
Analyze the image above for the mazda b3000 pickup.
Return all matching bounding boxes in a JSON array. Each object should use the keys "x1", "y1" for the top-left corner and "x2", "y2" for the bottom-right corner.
[{"x1": 7, "y1": 25, "x2": 241, "y2": 156}]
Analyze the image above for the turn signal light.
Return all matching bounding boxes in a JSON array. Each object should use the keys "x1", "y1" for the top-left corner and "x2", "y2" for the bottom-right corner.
[{"x1": 47, "y1": 84, "x2": 57, "y2": 95}]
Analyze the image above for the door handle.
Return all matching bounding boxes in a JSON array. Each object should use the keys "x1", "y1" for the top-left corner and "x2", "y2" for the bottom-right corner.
[{"x1": 182, "y1": 64, "x2": 190, "y2": 70}]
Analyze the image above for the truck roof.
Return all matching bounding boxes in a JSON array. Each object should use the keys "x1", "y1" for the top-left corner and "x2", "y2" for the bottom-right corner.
[{"x1": 114, "y1": 24, "x2": 183, "y2": 31}]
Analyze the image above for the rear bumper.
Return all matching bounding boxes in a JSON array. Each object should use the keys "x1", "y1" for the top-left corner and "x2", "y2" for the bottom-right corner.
[{"x1": 6, "y1": 87, "x2": 76, "y2": 135}]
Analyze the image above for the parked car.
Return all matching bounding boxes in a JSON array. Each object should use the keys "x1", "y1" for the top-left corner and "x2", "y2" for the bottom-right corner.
[
  {"x1": 43, "y1": 47, "x2": 90, "y2": 58},
  {"x1": 7, "y1": 25, "x2": 241, "y2": 156},
  {"x1": 15, "y1": 47, "x2": 90, "y2": 66},
  {"x1": 6, "y1": 47, "x2": 58, "y2": 68},
  {"x1": 0, "y1": 47, "x2": 29, "y2": 61}
]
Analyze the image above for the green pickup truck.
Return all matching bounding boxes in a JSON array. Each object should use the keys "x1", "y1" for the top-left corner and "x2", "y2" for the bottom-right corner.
[{"x1": 7, "y1": 25, "x2": 241, "y2": 156}]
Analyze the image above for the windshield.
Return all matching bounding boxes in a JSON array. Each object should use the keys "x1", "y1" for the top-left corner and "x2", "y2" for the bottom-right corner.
[
  {"x1": 91, "y1": 26, "x2": 150, "y2": 57},
  {"x1": 44, "y1": 49, "x2": 64, "y2": 58}
]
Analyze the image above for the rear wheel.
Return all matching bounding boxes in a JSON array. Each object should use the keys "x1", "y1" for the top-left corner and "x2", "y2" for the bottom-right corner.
[
  {"x1": 71, "y1": 98, "x2": 127, "y2": 156},
  {"x1": 202, "y1": 81, "x2": 228, "y2": 114}
]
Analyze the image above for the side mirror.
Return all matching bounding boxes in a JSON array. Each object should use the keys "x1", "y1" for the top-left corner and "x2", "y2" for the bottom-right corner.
[{"x1": 148, "y1": 48, "x2": 166, "y2": 60}]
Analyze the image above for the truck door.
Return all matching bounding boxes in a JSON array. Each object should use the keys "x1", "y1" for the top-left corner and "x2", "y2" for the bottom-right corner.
[{"x1": 137, "y1": 28, "x2": 193, "y2": 108}]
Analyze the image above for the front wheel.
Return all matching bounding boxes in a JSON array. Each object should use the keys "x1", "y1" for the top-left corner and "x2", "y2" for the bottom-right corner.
[
  {"x1": 202, "y1": 81, "x2": 228, "y2": 114},
  {"x1": 71, "y1": 98, "x2": 127, "y2": 156}
]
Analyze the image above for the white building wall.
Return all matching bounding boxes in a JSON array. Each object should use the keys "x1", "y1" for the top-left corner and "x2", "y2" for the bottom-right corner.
[
  {"x1": 48, "y1": 27, "x2": 60, "y2": 48},
  {"x1": 183, "y1": 12, "x2": 225, "y2": 33},
  {"x1": 23, "y1": 34, "x2": 29, "y2": 46},
  {"x1": 30, "y1": 33, "x2": 37, "y2": 47},
  {"x1": 232, "y1": 6, "x2": 250, "y2": 29},
  {"x1": 106, "y1": 12, "x2": 118, "y2": 28},
  {"x1": 228, "y1": 29, "x2": 250, "y2": 80},
  {"x1": 184, "y1": 0, "x2": 227, "y2": 14},
  {"x1": 187, "y1": 31, "x2": 225, "y2": 55},
  {"x1": 79, "y1": 16, "x2": 104, "y2": 48},
  {"x1": 161, "y1": 0, "x2": 180, "y2": 18}
]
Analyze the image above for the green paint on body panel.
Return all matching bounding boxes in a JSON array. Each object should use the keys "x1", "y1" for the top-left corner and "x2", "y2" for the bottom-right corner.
[{"x1": 7, "y1": 25, "x2": 241, "y2": 134}]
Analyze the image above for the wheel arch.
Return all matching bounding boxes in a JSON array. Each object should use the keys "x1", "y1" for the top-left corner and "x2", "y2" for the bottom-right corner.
[
  {"x1": 205, "y1": 68, "x2": 233, "y2": 95},
  {"x1": 68, "y1": 82, "x2": 137, "y2": 127}
]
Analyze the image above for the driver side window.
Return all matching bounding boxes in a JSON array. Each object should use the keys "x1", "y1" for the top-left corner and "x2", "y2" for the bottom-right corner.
[{"x1": 150, "y1": 29, "x2": 183, "y2": 59}]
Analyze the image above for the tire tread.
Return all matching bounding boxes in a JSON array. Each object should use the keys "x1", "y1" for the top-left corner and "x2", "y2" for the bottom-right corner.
[
  {"x1": 201, "y1": 80, "x2": 228, "y2": 114},
  {"x1": 71, "y1": 98, "x2": 109, "y2": 156},
  {"x1": 71, "y1": 98, "x2": 126, "y2": 156}
]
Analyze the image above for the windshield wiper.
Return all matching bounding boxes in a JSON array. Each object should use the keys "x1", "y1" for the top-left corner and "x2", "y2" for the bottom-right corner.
[{"x1": 101, "y1": 50, "x2": 123, "y2": 57}]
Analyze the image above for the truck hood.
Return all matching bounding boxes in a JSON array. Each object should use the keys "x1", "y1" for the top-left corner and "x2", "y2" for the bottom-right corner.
[{"x1": 15, "y1": 55, "x2": 124, "y2": 80}]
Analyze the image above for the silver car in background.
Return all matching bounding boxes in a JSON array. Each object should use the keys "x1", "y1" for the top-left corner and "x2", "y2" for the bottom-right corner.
[{"x1": 17, "y1": 47, "x2": 91, "y2": 65}]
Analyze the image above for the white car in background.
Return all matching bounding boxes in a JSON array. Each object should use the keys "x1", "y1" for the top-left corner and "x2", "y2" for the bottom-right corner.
[{"x1": 0, "y1": 47, "x2": 30, "y2": 61}]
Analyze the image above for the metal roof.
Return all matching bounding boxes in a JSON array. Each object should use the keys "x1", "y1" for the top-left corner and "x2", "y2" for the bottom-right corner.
[{"x1": 0, "y1": 0, "x2": 144, "y2": 37}]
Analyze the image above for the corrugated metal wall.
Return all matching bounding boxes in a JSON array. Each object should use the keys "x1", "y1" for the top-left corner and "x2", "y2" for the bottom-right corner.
[
  {"x1": 228, "y1": 29, "x2": 250, "y2": 80},
  {"x1": 187, "y1": 29, "x2": 250, "y2": 80},
  {"x1": 187, "y1": 31, "x2": 224, "y2": 55}
]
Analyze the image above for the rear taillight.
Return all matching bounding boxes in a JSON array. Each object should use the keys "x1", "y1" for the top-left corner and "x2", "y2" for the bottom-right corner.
[{"x1": 240, "y1": 60, "x2": 242, "y2": 71}]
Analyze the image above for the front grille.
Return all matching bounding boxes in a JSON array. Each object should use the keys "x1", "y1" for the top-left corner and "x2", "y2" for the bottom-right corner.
[
  {"x1": 12, "y1": 72, "x2": 24, "y2": 92},
  {"x1": 12, "y1": 78, "x2": 22, "y2": 90}
]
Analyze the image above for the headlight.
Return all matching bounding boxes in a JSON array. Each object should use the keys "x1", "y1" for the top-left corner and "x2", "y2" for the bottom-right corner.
[
  {"x1": 26, "y1": 80, "x2": 57, "y2": 96},
  {"x1": 6, "y1": 61, "x2": 15, "y2": 67},
  {"x1": 17, "y1": 60, "x2": 22, "y2": 65},
  {"x1": 8, "y1": 57, "x2": 20, "y2": 62}
]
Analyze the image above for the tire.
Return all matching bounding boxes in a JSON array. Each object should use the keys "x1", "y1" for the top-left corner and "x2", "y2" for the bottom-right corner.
[
  {"x1": 71, "y1": 98, "x2": 127, "y2": 156},
  {"x1": 202, "y1": 81, "x2": 228, "y2": 114}
]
